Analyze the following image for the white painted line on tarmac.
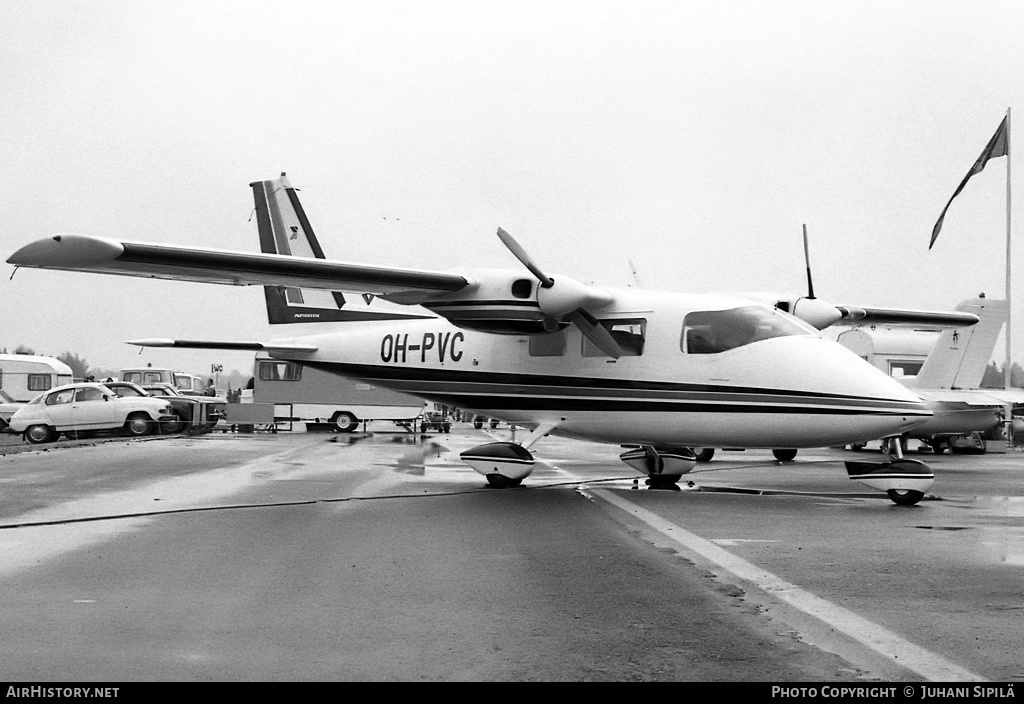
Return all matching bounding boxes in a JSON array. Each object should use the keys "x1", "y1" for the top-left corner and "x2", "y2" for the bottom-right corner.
[{"x1": 589, "y1": 488, "x2": 986, "y2": 682}]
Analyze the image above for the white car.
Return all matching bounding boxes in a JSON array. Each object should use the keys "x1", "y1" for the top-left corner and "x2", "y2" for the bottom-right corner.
[{"x1": 9, "y1": 382, "x2": 176, "y2": 444}]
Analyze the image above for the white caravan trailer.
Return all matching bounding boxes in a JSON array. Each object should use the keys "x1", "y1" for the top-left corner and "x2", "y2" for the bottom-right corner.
[
  {"x1": 251, "y1": 354, "x2": 426, "y2": 431},
  {"x1": 0, "y1": 354, "x2": 75, "y2": 429}
]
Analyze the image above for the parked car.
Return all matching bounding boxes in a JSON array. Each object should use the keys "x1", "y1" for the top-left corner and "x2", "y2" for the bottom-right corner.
[
  {"x1": 143, "y1": 383, "x2": 226, "y2": 429},
  {"x1": 104, "y1": 381, "x2": 191, "y2": 434},
  {"x1": 9, "y1": 382, "x2": 175, "y2": 444},
  {"x1": 419, "y1": 410, "x2": 451, "y2": 433}
]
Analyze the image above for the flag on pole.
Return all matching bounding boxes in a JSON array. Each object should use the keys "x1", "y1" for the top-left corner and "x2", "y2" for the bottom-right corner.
[{"x1": 930, "y1": 116, "x2": 1009, "y2": 249}]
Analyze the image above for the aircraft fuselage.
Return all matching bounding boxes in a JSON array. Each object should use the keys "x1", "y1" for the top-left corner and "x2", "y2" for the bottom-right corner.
[{"x1": 269, "y1": 289, "x2": 930, "y2": 449}]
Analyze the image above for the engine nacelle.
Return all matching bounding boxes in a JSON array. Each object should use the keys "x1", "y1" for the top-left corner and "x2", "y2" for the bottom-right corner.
[
  {"x1": 780, "y1": 297, "x2": 843, "y2": 330},
  {"x1": 420, "y1": 269, "x2": 609, "y2": 335}
]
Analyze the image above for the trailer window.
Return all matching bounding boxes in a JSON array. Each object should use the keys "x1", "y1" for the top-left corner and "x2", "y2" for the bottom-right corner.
[
  {"x1": 259, "y1": 361, "x2": 303, "y2": 381},
  {"x1": 582, "y1": 318, "x2": 646, "y2": 357},
  {"x1": 27, "y1": 374, "x2": 52, "y2": 391}
]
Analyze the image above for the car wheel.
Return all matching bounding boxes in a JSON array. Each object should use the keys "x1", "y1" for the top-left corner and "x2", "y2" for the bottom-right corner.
[
  {"x1": 25, "y1": 424, "x2": 55, "y2": 444},
  {"x1": 123, "y1": 413, "x2": 152, "y2": 437},
  {"x1": 162, "y1": 412, "x2": 187, "y2": 434}
]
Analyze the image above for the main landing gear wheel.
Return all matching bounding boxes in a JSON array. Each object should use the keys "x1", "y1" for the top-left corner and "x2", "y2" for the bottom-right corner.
[
  {"x1": 772, "y1": 448, "x2": 797, "y2": 462},
  {"x1": 460, "y1": 442, "x2": 536, "y2": 488},
  {"x1": 619, "y1": 445, "x2": 697, "y2": 489},
  {"x1": 485, "y1": 475, "x2": 524, "y2": 488},
  {"x1": 886, "y1": 489, "x2": 925, "y2": 506}
]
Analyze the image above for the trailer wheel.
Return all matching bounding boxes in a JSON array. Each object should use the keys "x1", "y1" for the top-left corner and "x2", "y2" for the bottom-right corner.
[{"x1": 331, "y1": 411, "x2": 359, "y2": 433}]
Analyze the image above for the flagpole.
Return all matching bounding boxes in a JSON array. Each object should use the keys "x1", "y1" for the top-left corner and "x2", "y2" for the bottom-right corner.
[{"x1": 1005, "y1": 106, "x2": 1013, "y2": 445}]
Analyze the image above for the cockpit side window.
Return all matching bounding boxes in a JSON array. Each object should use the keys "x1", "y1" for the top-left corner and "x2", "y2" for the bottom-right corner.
[{"x1": 682, "y1": 306, "x2": 811, "y2": 354}]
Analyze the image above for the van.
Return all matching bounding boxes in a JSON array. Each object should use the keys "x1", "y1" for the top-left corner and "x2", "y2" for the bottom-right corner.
[{"x1": 120, "y1": 368, "x2": 206, "y2": 394}]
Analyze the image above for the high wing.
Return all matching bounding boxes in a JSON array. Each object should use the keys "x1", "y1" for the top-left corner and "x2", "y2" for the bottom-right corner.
[
  {"x1": 833, "y1": 305, "x2": 980, "y2": 329},
  {"x1": 9, "y1": 173, "x2": 627, "y2": 357},
  {"x1": 749, "y1": 225, "x2": 981, "y2": 331},
  {"x1": 7, "y1": 232, "x2": 468, "y2": 301}
]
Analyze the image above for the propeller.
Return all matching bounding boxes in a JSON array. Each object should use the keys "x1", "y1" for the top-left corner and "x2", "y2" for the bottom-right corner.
[
  {"x1": 781, "y1": 224, "x2": 843, "y2": 330},
  {"x1": 496, "y1": 228, "x2": 622, "y2": 358},
  {"x1": 802, "y1": 223, "x2": 815, "y2": 299}
]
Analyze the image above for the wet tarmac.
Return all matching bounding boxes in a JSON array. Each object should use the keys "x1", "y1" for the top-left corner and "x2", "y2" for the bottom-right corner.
[{"x1": 0, "y1": 423, "x2": 1021, "y2": 681}]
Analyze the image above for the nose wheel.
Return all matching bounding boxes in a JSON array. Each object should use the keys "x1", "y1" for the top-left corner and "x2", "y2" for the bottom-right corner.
[{"x1": 845, "y1": 436, "x2": 933, "y2": 505}]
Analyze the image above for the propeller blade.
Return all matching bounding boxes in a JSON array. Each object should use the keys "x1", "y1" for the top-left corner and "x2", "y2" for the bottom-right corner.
[
  {"x1": 802, "y1": 223, "x2": 815, "y2": 300},
  {"x1": 568, "y1": 308, "x2": 622, "y2": 359},
  {"x1": 497, "y1": 227, "x2": 554, "y2": 288}
]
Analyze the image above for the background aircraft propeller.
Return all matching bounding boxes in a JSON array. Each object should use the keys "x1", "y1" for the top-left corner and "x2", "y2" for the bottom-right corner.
[
  {"x1": 496, "y1": 227, "x2": 622, "y2": 358},
  {"x1": 777, "y1": 224, "x2": 843, "y2": 329}
]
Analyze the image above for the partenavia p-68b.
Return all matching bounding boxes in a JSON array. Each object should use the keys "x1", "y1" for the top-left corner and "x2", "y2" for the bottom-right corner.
[{"x1": 9, "y1": 174, "x2": 973, "y2": 504}]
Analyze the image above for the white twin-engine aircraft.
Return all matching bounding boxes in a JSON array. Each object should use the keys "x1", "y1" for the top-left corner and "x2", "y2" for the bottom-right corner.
[{"x1": 8, "y1": 174, "x2": 976, "y2": 505}]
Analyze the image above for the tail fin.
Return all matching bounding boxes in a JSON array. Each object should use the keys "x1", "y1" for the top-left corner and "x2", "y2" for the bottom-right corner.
[
  {"x1": 906, "y1": 297, "x2": 1007, "y2": 390},
  {"x1": 250, "y1": 173, "x2": 428, "y2": 324}
]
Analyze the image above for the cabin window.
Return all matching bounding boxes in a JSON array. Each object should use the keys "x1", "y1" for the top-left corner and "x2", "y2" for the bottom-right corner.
[
  {"x1": 529, "y1": 330, "x2": 567, "y2": 357},
  {"x1": 123, "y1": 372, "x2": 141, "y2": 384},
  {"x1": 582, "y1": 318, "x2": 646, "y2": 357},
  {"x1": 682, "y1": 306, "x2": 811, "y2": 354},
  {"x1": 258, "y1": 361, "x2": 303, "y2": 381},
  {"x1": 27, "y1": 374, "x2": 51, "y2": 391},
  {"x1": 511, "y1": 279, "x2": 533, "y2": 299}
]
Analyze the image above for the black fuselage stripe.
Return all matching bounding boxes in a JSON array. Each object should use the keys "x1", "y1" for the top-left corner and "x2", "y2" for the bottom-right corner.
[
  {"x1": 395, "y1": 394, "x2": 923, "y2": 415},
  {"x1": 295, "y1": 360, "x2": 926, "y2": 409}
]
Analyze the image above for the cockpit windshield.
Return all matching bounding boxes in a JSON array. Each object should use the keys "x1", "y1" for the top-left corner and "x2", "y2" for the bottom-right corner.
[{"x1": 682, "y1": 306, "x2": 814, "y2": 354}]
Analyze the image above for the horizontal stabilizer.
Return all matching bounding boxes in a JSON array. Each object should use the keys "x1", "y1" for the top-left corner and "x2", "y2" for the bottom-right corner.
[{"x1": 127, "y1": 338, "x2": 318, "y2": 354}]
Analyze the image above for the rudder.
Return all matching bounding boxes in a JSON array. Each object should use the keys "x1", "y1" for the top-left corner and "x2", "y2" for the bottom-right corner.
[{"x1": 250, "y1": 173, "x2": 428, "y2": 324}]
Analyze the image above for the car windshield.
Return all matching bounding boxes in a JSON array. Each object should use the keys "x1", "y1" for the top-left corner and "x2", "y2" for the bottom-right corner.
[
  {"x1": 145, "y1": 386, "x2": 179, "y2": 396},
  {"x1": 112, "y1": 384, "x2": 147, "y2": 397}
]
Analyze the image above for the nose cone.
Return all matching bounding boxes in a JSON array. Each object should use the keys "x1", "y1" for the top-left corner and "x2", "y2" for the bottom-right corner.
[{"x1": 743, "y1": 336, "x2": 931, "y2": 445}]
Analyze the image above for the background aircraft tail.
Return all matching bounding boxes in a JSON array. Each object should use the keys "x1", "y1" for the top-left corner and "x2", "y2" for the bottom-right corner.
[
  {"x1": 905, "y1": 296, "x2": 1007, "y2": 390},
  {"x1": 249, "y1": 173, "x2": 428, "y2": 324}
]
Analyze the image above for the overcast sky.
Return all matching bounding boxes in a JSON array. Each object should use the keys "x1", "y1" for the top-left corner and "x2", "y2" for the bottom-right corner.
[{"x1": 2, "y1": 0, "x2": 1023, "y2": 379}]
